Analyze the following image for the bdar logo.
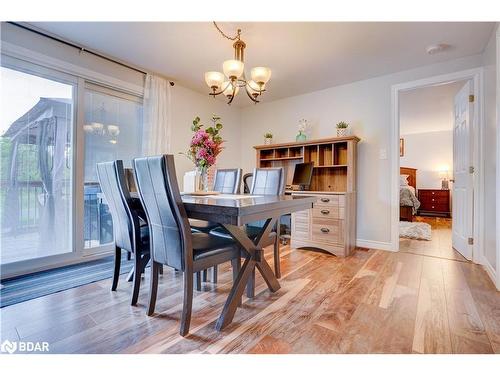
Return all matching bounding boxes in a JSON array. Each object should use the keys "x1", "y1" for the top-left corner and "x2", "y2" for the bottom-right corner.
[{"x1": 1, "y1": 340, "x2": 17, "y2": 354}]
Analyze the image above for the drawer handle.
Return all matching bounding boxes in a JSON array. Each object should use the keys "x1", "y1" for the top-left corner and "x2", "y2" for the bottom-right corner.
[
  {"x1": 432, "y1": 199, "x2": 435, "y2": 202},
  {"x1": 320, "y1": 227, "x2": 330, "y2": 233},
  {"x1": 320, "y1": 209, "x2": 330, "y2": 215},
  {"x1": 432, "y1": 206, "x2": 435, "y2": 209},
  {"x1": 320, "y1": 198, "x2": 330, "y2": 203}
]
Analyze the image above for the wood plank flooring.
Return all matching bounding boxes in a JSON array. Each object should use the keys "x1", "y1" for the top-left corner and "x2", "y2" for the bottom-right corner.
[{"x1": 1, "y1": 240, "x2": 498, "y2": 354}]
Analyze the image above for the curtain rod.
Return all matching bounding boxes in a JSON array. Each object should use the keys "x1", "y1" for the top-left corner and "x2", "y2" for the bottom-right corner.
[{"x1": 8, "y1": 22, "x2": 175, "y2": 86}]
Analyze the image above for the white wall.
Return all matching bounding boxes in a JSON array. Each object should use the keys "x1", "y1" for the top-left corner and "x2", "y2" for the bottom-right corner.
[
  {"x1": 170, "y1": 86, "x2": 241, "y2": 184},
  {"x1": 482, "y1": 26, "x2": 497, "y2": 274},
  {"x1": 400, "y1": 130, "x2": 453, "y2": 189},
  {"x1": 240, "y1": 54, "x2": 484, "y2": 245}
]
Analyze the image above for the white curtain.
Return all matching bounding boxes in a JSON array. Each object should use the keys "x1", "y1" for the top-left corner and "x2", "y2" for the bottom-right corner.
[{"x1": 143, "y1": 74, "x2": 172, "y2": 155}]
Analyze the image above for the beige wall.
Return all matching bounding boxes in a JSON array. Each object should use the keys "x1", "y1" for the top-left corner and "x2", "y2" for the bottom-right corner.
[
  {"x1": 240, "y1": 54, "x2": 484, "y2": 245},
  {"x1": 170, "y1": 85, "x2": 241, "y2": 184}
]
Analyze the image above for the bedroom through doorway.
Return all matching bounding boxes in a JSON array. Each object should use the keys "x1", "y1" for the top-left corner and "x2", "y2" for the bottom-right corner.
[{"x1": 398, "y1": 79, "x2": 471, "y2": 262}]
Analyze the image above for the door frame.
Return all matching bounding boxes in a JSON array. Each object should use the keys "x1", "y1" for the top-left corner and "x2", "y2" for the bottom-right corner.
[{"x1": 390, "y1": 68, "x2": 485, "y2": 265}]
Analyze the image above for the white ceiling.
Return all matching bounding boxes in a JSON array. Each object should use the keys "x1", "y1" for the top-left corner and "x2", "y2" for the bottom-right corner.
[
  {"x1": 31, "y1": 22, "x2": 494, "y2": 106},
  {"x1": 400, "y1": 80, "x2": 466, "y2": 135}
]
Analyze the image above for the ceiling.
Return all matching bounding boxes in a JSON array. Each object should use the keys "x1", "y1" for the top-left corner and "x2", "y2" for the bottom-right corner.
[
  {"x1": 31, "y1": 22, "x2": 495, "y2": 106},
  {"x1": 400, "y1": 80, "x2": 466, "y2": 135}
]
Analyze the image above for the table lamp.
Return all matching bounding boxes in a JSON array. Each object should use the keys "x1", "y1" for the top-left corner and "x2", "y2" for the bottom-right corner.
[{"x1": 439, "y1": 167, "x2": 450, "y2": 190}]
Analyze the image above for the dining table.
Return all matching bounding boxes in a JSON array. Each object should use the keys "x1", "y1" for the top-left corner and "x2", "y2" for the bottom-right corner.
[{"x1": 131, "y1": 192, "x2": 315, "y2": 331}]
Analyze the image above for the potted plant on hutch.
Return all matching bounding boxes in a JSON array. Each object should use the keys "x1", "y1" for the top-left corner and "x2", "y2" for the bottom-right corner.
[
  {"x1": 264, "y1": 132, "x2": 273, "y2": 145},
  {"x1": 336, "y1": 121, "x2": 349, "y2": 137},
  {"x1": 182, "y1": 115, "x2": 224, "y2": 192}
]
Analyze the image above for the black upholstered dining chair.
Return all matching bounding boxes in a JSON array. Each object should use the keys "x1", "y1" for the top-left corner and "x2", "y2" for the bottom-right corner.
[
  {"x1": 96, "y1": 160, "x2": 151, "y2": 306},
  {"x1": 242, "y1": 172, "x2": 253, "y2": 194},
  {"x1": 190, "y1": 168, "x2": 242, "y2": 284},
  {"x1": 133, "y1": 155, "x2": 242, "y2": 336}
]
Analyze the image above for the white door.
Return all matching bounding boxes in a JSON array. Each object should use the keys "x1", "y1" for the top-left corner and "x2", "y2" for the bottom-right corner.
[{"x1": 452, "y1": 81, "x2": 474, "y2": 260}]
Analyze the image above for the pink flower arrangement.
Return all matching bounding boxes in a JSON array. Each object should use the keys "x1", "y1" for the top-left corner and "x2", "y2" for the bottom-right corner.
[{"x1": 183, "y1": 115, "x2": 224, "y2": 170}]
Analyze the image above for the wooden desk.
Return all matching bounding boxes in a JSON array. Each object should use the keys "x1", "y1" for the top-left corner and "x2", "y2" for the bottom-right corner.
[{"x1": 132, "y1": 192, "x2": 315, "y2": 330}]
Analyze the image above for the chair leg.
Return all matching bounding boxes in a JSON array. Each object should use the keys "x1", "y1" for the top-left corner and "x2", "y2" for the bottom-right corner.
[
  {"x1": 202, "y1": 269, "x2": 208, "y2": 282},
  {"x1": 212, "y1": 265, "x2": 218, "y2": 284},
  {"x1": 180, "y1": 271, "x2": 194, "y2": 337},
  {"x1": 274, "y1": 236, "x2": 281, "y2": 279},
  {"x1": 246, "y1": 268, "x2": 255, "y2": 298},
  {"x1": 195, "y1": 272, "x2": 202, "y2": 291},
  {"x1": 127, "y1": 251, "x2": 131, "y2": 261},
  {"x1": 111, "y1": 246, "x2": 121, "y2": 291},
  {"x1": 147, "y1": 261, "x2": 160, "y2": 316},
  {"x1": 131, "y1": 252, "x2": 142, "y2": 306}
]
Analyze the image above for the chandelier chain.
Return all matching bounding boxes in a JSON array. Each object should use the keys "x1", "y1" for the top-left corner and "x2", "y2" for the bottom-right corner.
[{"x1": 213, "y1": 22, "x2": 241, "y2": 41}]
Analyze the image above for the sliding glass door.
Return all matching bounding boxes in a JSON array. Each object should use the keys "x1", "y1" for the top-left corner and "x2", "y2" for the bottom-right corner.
[
  {"x1": 82, "y1": 84, "x2": 143, "y2": 254},
  {"x1": 0, "y1": 55, "x2": 144, "y2": 277},
  {"x1": 0, "y1": 56, "x2": 76, "y2": 272}
]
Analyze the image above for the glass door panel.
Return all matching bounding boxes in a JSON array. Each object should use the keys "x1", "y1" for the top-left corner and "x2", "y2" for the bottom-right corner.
[
  {"x1": 83, "y1": 86, "x2": 143, "y2": 251},
  {"x1": 0, "y1": 64, "x2": 74, "y2": 266}
]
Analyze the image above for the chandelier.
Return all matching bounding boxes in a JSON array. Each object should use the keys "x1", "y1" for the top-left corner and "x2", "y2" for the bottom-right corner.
[
  {"x1": 204, "y1": 22, "x2": 272, "y2": 105},
  {"x1": 83, "y1": 102, "x2": 120, "y2": 144}
]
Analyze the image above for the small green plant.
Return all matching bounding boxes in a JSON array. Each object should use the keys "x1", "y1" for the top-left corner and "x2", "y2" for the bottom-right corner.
[
  {"x1": 264, "y1": 132, "x2": 273, "y2": 139},
  {"x1": 336, "y1": 121, "x2": 349, "y2": 129}
]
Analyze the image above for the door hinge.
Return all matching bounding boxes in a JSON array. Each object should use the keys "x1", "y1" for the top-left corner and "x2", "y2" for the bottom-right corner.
[
  {"x1": 469, "y1": 94, "x2": 475, "y2": 102},
  {"x1": 468, "y1": 237, "x2": 474, "y2": 245},
  {"x1": 469, "y1": 166, "x2": 475, "y2": 174}
]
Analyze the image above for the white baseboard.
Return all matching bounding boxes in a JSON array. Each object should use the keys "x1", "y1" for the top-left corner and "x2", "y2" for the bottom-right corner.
[
  {"x1": 356, "y1": 239, "x2": 396, "y2": 252},
  {"x1": 481, "y1": 256, "x2": 498, "y2": 290}
]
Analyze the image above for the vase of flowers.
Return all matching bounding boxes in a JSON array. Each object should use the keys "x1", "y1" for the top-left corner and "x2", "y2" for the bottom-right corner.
[
  {"x1": 336, "y1": 121, "x2": 349, "y2": 137},
  {"x1": 296, "y1": 119, "x2": 308, "y2": 142},
  {"x1": 264, "y1": 132, "x2": 273, "y2": 145},
  {"x1": 183, "y1": 115, "x2": 224, "y2": 191}
]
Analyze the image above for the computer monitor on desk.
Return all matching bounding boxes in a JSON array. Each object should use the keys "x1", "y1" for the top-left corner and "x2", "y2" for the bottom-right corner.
[{"x1": 291, "y1": 162, "x2": 314, "y2": 191}]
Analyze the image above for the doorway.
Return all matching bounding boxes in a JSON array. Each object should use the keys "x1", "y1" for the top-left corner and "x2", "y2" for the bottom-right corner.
[{"x1": 390, "y1": 68, "x2": 484, "y2": 264}]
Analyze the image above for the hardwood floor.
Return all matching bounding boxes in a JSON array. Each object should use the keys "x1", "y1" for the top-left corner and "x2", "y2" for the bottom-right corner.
[
  {"x1": 1, "y1": 243, "x2": 498, "y2": 354},
  {"x1": 400, "y1": 216, "x2": 467, "y2": 262}
]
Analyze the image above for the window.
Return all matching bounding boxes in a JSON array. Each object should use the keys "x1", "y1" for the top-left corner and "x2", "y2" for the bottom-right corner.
[
  {"x1": 0, "y1": 59, "x2": 75, "y2": 266},
  {"x1": 83, "y1": 84, "x2": 143, "y2": 250}
]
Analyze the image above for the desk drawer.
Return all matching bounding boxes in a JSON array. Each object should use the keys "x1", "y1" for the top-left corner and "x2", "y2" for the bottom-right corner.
[
  {"x1": 311, "y1": 218, "x2": 343, "y2": 243},
  {"x1": 312, "y1": 206, "x2": 344, "y2": 219},
  {"x1": 314, "y1": 194, "x2": 345, "y2": 207}
]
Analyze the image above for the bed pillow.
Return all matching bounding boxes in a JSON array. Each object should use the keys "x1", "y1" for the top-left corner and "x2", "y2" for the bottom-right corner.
[{"x1": 400, "y1": 174, "x2": 410, "y2": 186}]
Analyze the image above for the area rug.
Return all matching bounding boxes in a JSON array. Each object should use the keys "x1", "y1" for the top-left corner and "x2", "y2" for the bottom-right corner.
[
  {"x1": 0, "y1": 255, "x2": 134, "y2": 308},
  {"x1": 399, "y1": 221, "x2": 432, "y2": 241}
]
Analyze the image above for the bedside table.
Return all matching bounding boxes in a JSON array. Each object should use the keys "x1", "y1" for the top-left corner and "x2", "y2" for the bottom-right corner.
[{"x1": 417, "y1": 189, "x2": 450, "y2": 217}]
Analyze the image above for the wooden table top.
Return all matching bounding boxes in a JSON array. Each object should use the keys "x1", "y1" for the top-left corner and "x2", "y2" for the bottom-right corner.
[{"x1": 131, "y1": 193, "x2": 316, "y2": 226}]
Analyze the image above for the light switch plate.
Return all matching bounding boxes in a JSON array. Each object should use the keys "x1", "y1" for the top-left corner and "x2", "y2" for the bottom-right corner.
[{"x1": 379, "y1": 148, "x2": 387, "y2": 160}]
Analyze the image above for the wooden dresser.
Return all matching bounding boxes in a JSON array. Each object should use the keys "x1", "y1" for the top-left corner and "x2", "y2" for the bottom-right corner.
[
  {"x1": 417, "y1": 189, "x2": 450, "y2": 217},
  {"x1": 254, "y1": 136, "x2": 359, "y2": 257}
]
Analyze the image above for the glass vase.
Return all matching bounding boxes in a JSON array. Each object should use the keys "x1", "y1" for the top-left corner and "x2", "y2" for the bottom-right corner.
[
  {"x1": 296, "y1": 131, "x2": 307, "y2": 142},
  {"x1": 197, "y1": 167, "x2": 209, "y2": 192}
]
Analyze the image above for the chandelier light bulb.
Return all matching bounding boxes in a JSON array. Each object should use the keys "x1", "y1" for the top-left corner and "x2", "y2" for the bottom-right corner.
[
  {"x1": 248, "y1": 80, "x2": 265, "y2": 92},
  {"x1": 223, "y1": 81, "x2": 239, "y2": 97},
  {"x1": 107, "y1": 124, "x2": 120, "y2": 137},
  {"x1": 250, "y1": 67, "x2": 272, "y2": 86},
  {"x1": 204, "y1": 71, "x2": 225, "y2": 91},
  {"x1": 223, "y1": 59, "x2": 244, "y2": 80}
]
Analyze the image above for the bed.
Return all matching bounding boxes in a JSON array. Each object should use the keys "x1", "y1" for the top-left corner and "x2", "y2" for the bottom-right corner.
[{"x1": 400, "y1": 167, "x2": 420, "y2": 222}]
